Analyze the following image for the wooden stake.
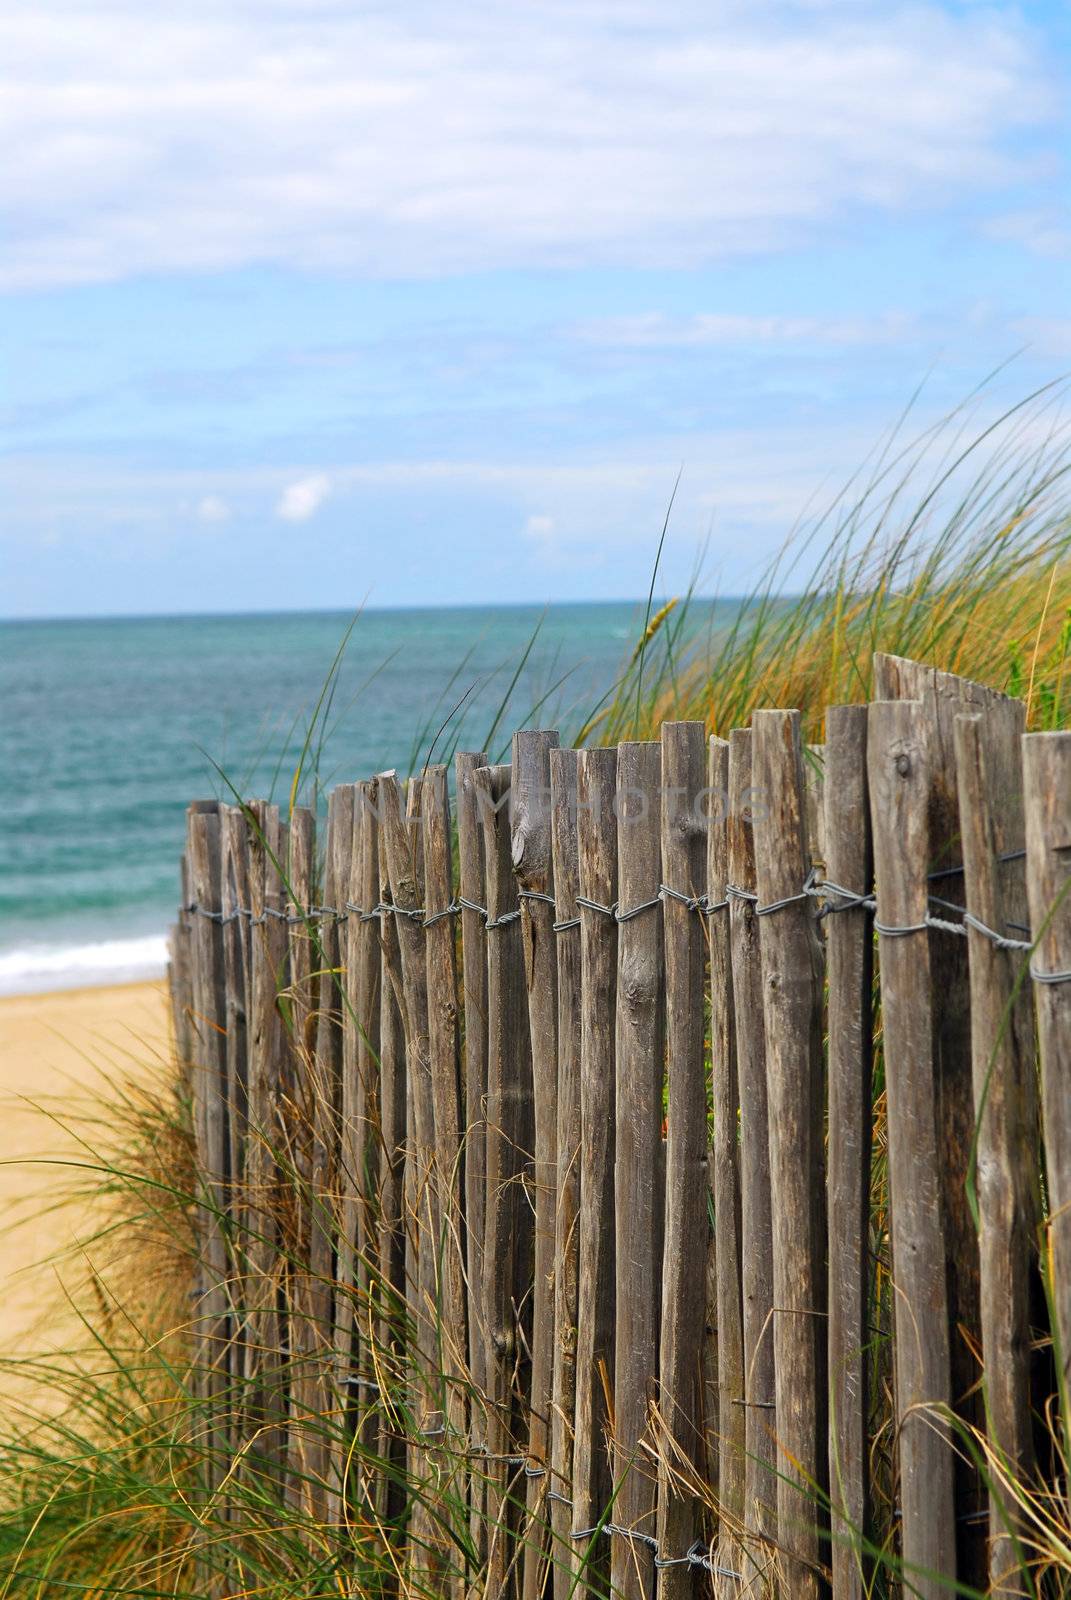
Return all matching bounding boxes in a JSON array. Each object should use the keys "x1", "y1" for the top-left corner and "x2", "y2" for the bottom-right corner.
[
  {"x1": 868, "y1": 699, "x2": 956, "y2": 1595},
  {"x1": 573, "y1": 747, "x2": 618, "y2": 1590},
  {"x1": 726, "y1": 730, "x2": 777, "y2": 1562},
  {"x1": 954, "y1": 711, "x2": 1039, "y2": 1595},
  {"x1": 707, "y1": 736, "x2": 744, "y2": 1584},
  {"x1": 548, "y1": 747, "x2": 582, "y2": 1600},
  {"x1": 823, "y1": 706, "x2": 872, "y2": 1600},
  {"x1": 513, "y1": 728, "x2": 561, "y2": 1600},
  {"x1": 656, "y1": 721, "x2": 708, "y2": 1596},
  {"x1": 613, "y1": 740, "x2": 664, "y2": 1600},
  {"x1": 1023, "y1": 732, "x2": 1071, "y2": 1418},
  {"x1": 475, "y1": 762, "x2": 533, "y2": 1600}
]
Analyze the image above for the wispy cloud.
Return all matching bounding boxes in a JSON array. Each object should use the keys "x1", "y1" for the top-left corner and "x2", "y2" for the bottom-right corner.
[
  {"x1": 0, "y1": 1, "x2": 1053, "y2": 289},
  {"x1": 983, "y1": 208, "x2": 1071, "y2": 259},
  {"x1": 276, "y1": 473, "x2": 331, "y2": 522},
  {"x1": 574, "y1": 311, "x2": 919, "y2": 348},
  {"x1": 196, "y1": 493, "x2": 230, "y2": 523}
]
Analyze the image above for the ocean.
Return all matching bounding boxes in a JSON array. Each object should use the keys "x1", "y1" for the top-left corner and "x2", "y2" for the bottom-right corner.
[{"x1": 2, "y1": 602, "x2": 721, "y2": 994}]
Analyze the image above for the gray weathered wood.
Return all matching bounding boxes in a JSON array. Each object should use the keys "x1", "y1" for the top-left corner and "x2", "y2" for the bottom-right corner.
[
  {"x1": 512, "y1": 728, "x2": 561, "y2": 1600},
  {"x1": 656, "y1": 721, "x2": 708, "y2": 1596},
  {"x1": 548, "y1": 747, "x2": 582, "y2": 1600},
  {"x1": 379, "y1": 771, "x2": 446, "y2": 1577},
  {"x1": 307, "y1": 787, "x2": 353, "y2": 1519},
  {"x1": 874, "y1": 653, "x2": 1013, "y2": 1578},
  {"x1": 455, "y1": 748, "x2": 490, "y2": 1568},
  {"x1": 187, "y1": 803, "x2": 229, "y2": 1491},
  {"x1": 283, "y1": 804, "x2": 317, "y2": 1513},
  {"x1": 613, "y1": 740, "x2": 664, "y2": 1600},
  {"x1": 350, "y1": 785, "x2": 382, "y2": 1480},
  {"x1": 422, "y1": 765, "x2": 468, "y2": 1443},
  {"x1": 220, "y1": 805, "x2": 251, "y2": 1221},
  {"x1": 707, "y1": 735, "x2": 744, "y2": 1583},
  {"x1": 475, "y1": 762, "x2": 533, "y2": 1600},
  {"x1": 374, "y1": 790, "x2": 409, "y2": 1525},
  {"x1": 572, "y1": 747, "x2": 618, "y2": 1585},
  {"x1": 245, "y1": 800, "x2": 291, "y2": 1484},
  {"x1": 752, "y1": 709, "x2": 826, "y2": 1598},
  {"x1": 1023, "y1": 732, "x2": 1071, "y2": 1420},
  {"x1": 726, "y1": 730, "x2": 777, "y2": 1562},
  {"x1": 330, "y1": 792, "x2": 365, "y2": 1520},
  {"x1": 954, "y1": 711, "x2": 1038, "y2": 1594},
  {"x1": 823, "y1": 706, "x2": 873, "y2": 1600},
  {"x1": 218, "y1": 804, "x2": 251, "y2": 1477},
  {"x1": 867, "y1": 698, "x2": 956, "y2": 1595},
  {"x1": 379, "y1": 771, "x2": 437, "y2": 1357}
]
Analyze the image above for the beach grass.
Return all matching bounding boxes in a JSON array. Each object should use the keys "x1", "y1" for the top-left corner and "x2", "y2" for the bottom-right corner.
[{"x1": 1, "y1": 390, "x2": 1070, "y2": 1596}]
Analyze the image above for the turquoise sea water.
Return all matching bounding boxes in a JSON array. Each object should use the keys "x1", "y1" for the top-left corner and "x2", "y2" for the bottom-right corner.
[{"x1": 2, "y1": 602, "x2": 723, "y2": 993}]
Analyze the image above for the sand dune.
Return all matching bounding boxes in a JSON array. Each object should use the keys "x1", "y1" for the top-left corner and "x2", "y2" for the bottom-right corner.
[{"x1": 0, "y1": 981, "x2": 170, "y2": 1360}]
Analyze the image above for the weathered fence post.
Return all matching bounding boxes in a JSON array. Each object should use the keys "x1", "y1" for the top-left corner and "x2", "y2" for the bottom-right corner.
[
  {"x1": 656, "y1": 721, "x2": 708, "y2": 1595},
  {"x1": 308, "y1": 787, "x2": 353, "y2": 1520},
  {"x1": 476, "y1": 762, "x2": 534, "y2": 1600},
  {"x1": 613, "y1": 740, "x2": 664, "y2": 1600},
  {"x1": 868, "y1": 699, "x2": 956, "y2": 1596},
  {"x1": 284, "y1": 804, "x2": 317, "y2": 1512},
  {"x1": 373, "y1": 789, "x2": 409, "y2": 1529},
  {"x1": 751, "y1": 708, "x2": 827, "y2": 1598},
  {"x1": 379, "y1": 771, "x2": 443, "y2": 1576},
  {"x1": 707, "y1": 735, "x2": 744, "y2": 1588},
  {"x1": 512, "y1": 730, "x2": 561, "y2": 1600},
  {"x1": 874, "y1": 654, "x2": 1002, "y2": 1579},
  {"x1": 455, "y1": 748, "x2": 490, "y2": 1580},
  {"x1": 572, "y1": 747, "x2": 619, "y2": 1592},
  {"x1": 1023, "y1": 731, "x2": 1071, "y2": 1418},
  {"x1": 548, "y1": 747, "x2": 582, "y2": 1600},
  {"x1": 823, "y1": 705, "x2": 872, "y2": 1600},
  {"x1": 422, "y1": 761, "x2": 469, "y2": 1557},
  {"x1": 726, "y1": 730, "x2": 777, "y2": 1567},
  {"x1": 954, "y1": 711, "x2": 1040, "y2": 1594},
  {"x1": 331, "y1": 794, "x2": 364, "y2": 1520},
  {"x1": 350, "y1": 784, "x2": 383, "y2": 1482},
  {"x1": 187, "y1": 801, "x2": 230, "y2": 1510}
]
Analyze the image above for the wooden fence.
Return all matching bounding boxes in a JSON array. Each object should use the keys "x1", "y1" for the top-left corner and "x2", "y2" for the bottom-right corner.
[{"x1": 169, "y1": 653, "x2": 1071, "y2": 1598}]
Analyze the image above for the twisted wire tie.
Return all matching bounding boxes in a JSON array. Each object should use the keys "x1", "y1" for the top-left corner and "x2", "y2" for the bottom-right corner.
[
  {"x1": 455, "y1": 897, "x2": 522, "y2": 930},
  {"x1": 422, "y1": 902, "x2": 460, "y2": 928},
  {"x1": 565, "y1": 1522, "x2": 741, "y2": 1582},
  {"x1": 552, "y1": 914, "x2": 581, "y2": 932},
  {"x1": 517, "y1": 889, "x2": 556, "y2": 906},
  {"x1": 659, "y1": 884, "x2": 705, "y2": 912},
  {"x1": 752, "y1": 863, "x2": 820, "y2": 917},
  {"x1": 575, "y1": 893, "x2": 662, "y2": 922}
]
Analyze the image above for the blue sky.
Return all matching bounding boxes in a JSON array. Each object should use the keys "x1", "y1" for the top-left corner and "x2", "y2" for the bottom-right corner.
[{"x1": 3, "y1": 0, "x2": 1070, "y2": 617}]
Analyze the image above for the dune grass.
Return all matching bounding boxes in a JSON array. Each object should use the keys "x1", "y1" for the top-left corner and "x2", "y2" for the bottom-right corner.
[{"x1": 1, "y1": 390, "x2": 1070, "y2": 1597}]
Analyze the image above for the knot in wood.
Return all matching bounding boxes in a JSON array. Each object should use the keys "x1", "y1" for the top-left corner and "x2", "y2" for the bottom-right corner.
[{"x1": 895, "y1": 752, "x2": 911, "y2": 778}]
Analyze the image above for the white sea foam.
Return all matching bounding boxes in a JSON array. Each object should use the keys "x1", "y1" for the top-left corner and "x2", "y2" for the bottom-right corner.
[{"x1": 0, "y1": 936, "x2": 169, "y2": 996}]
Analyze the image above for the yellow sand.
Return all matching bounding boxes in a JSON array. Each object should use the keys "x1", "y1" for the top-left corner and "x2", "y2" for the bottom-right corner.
[{"x1": 0, "y1": 981, "x2": 170, "y2": 1362}]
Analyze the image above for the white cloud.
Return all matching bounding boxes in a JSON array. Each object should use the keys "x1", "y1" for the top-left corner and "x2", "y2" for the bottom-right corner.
[
  {"x1": 0, "y1": 2, "x2": 1053, "y2": 289},
  {"x1": 523, "y1": 513, "x2": 556, "y2": 540},
  {"x1": 276, "y1": 473, "x2": 331, "y2": 522},
  {"x1": 983, "y1": 208, "x2": 1071, "y2": 259},
  {"x1": 196, "y1": 493, "x2": 230, "y2": 523}
]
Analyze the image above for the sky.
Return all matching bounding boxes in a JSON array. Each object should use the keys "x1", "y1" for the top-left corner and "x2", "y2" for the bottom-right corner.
[{"x1": 3, "y1": 0, "x2": 1070, "y2": 618}]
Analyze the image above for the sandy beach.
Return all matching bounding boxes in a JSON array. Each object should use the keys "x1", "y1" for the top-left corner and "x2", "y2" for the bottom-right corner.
[{"x1": 0, "y1": 980, "x2": 170, "y2": 1360}]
